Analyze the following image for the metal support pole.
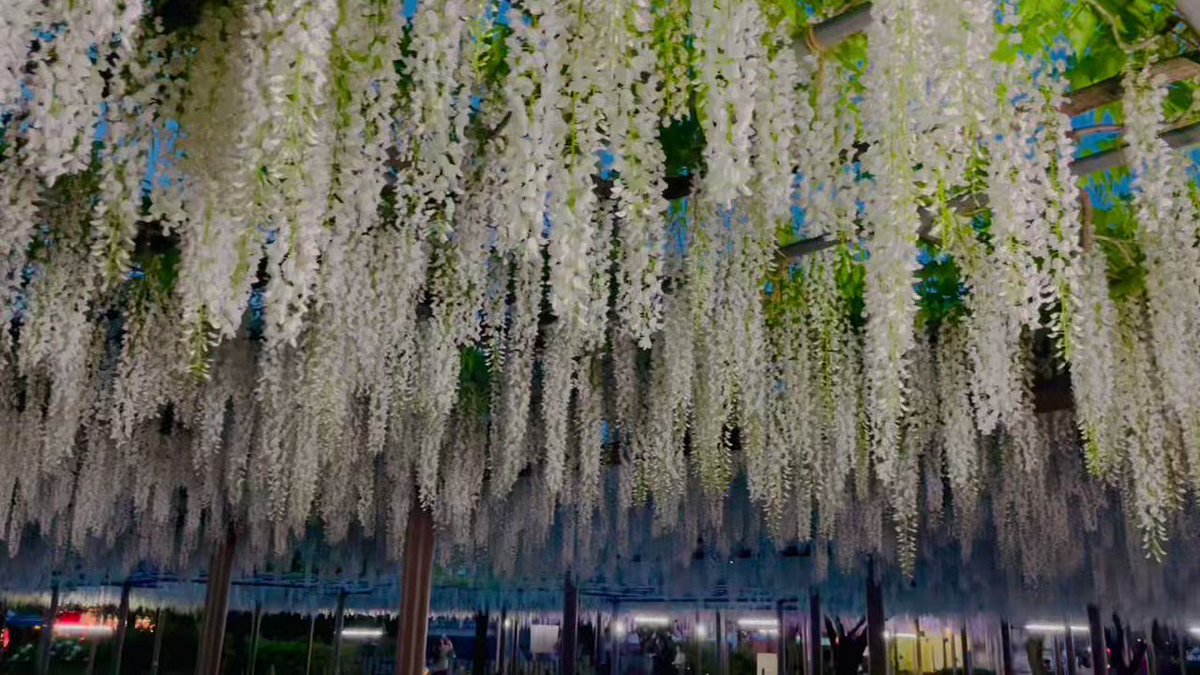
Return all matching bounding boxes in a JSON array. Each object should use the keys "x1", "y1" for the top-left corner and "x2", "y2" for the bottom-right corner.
[
  {"x1": 332, "y1": 591, "x2": 347, "y2": 675},
  {"x1": 1088, "y1": 606, "x2": 1107, "y2": 675},
  {"x1": 112, "y1": 580, "x2": 132, "y2": 675},
  {"x1": 36, "y1": 581, "x2": 60, "y2": 675},
  {"x1": 1001, "y1": 621, "x2": 1015, "y2": 675},
  {"x1": 303, "y1": 611, "x2": 316, "y2": 675},
  {"x1": 562, "y1": 575, "x2": 578, "y2": 675},
  {"x1": 248, "y1": 601, "x2": 263, "y2": 675},
  {"x1": 867, "y1": 561, "x2": 887, "y2": 675},
  {"x1": 150, "y1": 608, "x2": 166, "y2": 675},
  {"x1": 810, "y1": 591, "x2": 822, "y2": 675},
  {"x1": 395, "y1": 503, "x2": 435, "y2": 675},
  {"x1": 195, "y1": 529, "x2": 237, "y2": 675}
]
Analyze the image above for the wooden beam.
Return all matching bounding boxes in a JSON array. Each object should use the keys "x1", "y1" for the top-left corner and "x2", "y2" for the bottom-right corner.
[
  {"x1": 1177, "y1": 1, "x2": 1200, "y2": 36},
  {"x1": 1063, "y1": 57, "x2": 1200, "y2": 117}
]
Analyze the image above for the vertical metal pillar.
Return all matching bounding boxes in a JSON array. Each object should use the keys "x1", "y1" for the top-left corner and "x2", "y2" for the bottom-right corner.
[
  {"x1": 1088, "y1": 606, "x2": 1107, "y2": 675},
  {"x1": 195, "y1": 530, "x2": 237, "y2": 675},
  {"x1": 150, "y1": 608, "x2": 166, "y2": 675},
  {"x1": 248, "y1": 601, "x2": 263, "y2": 675},
  {"x1": 1001, "y1": 621, "x2": 1015, "y2": 675},
  {"x1": 395, "y1": 503, "x2": 435, "y2": 675},
  {"x1": 303, "y1": 611, "x2": 316, "y2": 675},
  {"x1": 332, "y1": 591, "x2": 347, "y2": 675},
  {"x1": 112, "y1": 580, "x2": 132, "y2": 675},
  {"x1": 810, "y1": 591, "x2": 823, "y2": 675},
  {"x1": 562, "y1": 575, "x2": 578, "y2": 675},
  {"x1": 36, "y1": 581, "x2": 60, "y2": 675},
  {"x1": 867, "y1": 561, "x2": 887, "y2": 675}
]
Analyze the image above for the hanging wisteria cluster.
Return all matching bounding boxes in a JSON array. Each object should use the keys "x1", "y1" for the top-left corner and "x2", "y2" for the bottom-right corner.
[{"x1": 1, "y1": 0, "x2": 1199, "y2": 581}]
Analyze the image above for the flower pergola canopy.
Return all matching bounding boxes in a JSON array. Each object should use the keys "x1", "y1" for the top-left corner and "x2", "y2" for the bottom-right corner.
[{"x1": 1, "y1": 0, "x2": 1199, "y2": 590}]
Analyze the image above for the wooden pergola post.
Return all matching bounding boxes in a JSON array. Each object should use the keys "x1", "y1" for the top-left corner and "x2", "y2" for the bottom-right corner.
[
  {"x1": 867, "y1": 561, "x2": 887, "y2": 675},
  {"x1": 1065, "y1": 619, "x2": 1078, "y2": 675},
  {"x1": 717, "y1": 609, "x2": 729, "y2": 675},
  {"x1": 497, "y1": 608, "x2": 507, "y2": 675},
  {"x1": 562, "y1": 575, "x2": 578, "y2": 675},
  {"x1": 150, "y1": 608, "x2": 166, "y2": 675},
  {"x1": 112, "y1": 580, "x2": 132, "y2": 675},
  {"x1": 194, "y1": 529, "x2": 237, "y2": 675},
  {"x1": 1000, "y1": 621, "x2": 1015, "y2": 675},
  {"x1": 962, "y1": 624, "x2": 974, "y2": 675},
  {"x1": 248, "y1": 600, "x2": 263, "y2": 675},
  {"x1": 332, "y1": 590, "x2": 347, "y2": 675},
  {"x1": 472, "y1": 610, "x2": 488, "y2": 675},
  {"x1": 778, "y1": 599, "x2": 788, "y2": 675},
  {"x1": 35, "y1": 581, "x2": 60, "y2": 675},
  {"x1": 810, "y1": 590, "x2": 822, "y2": 675},
  {"x1": 303, "y1": 611, "x2": 316, "y2": 675},
  {"x1": 394, "y1": 503, "x2": 435, "y2": 675},
  {"x1": 1088, "y1": 606, "x2": 1107, "y2": 675}
]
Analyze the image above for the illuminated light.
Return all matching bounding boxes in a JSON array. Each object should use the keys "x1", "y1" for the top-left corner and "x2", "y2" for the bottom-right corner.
[
  {"x1": 1188, "y1": 627, "x2": 1200, "y2": 637},
  {"x1": 1024, "y1": 624, "x2": 1088, "y2": 633},
  {"x1": 340, "y1": 627, "x2": 385, "y2": 640},
  {"x1": 886, "y1": 632, "x2": 919, "y2": 640},
  {"x1": 737, "y1": 618, "x2": 780, "y2": 629},
  {"x1": 54, "y1": 623, "x2": 114, "y2": 638},
  {"x1": 504, "y1": 619, "x2": 513, "y2": 628},
  {"x1": 696, "y1": 624, "x2": 708, "y2": 639},
  {"x1": 613, "y1": 623, "x2": 627, "y2": 638},
  {"x1": 633, "y1": 615, "x2": 671, "y2": 627}
]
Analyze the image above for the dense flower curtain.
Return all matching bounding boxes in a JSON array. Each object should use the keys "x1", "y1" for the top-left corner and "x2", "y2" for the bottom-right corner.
[{"x1": 0, "y1": 0, "x2": 1197, "y2": 583}]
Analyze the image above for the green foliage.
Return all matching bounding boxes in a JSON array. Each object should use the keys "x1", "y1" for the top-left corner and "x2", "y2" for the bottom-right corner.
[
  {"x1": 915, "y1": 248, "x2": 968, "y2": 328},
  {"x1": 660, "y1": 115, "x2": 705, "y2": 178},
  {"x1": 1005, "y1": 0, "x2": 1180, "y2": 89},
  {"x1": 459, "y1": 345, "x2": 492, "y2": 417},
  {"x1": 1087, "y1": 171, "x2": 1148, "y2": 301}
]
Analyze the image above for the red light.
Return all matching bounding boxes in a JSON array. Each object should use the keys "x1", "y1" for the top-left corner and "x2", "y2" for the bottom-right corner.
[{"x1": 2, "y1": 627, "x2": 9, "y2": 651}]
